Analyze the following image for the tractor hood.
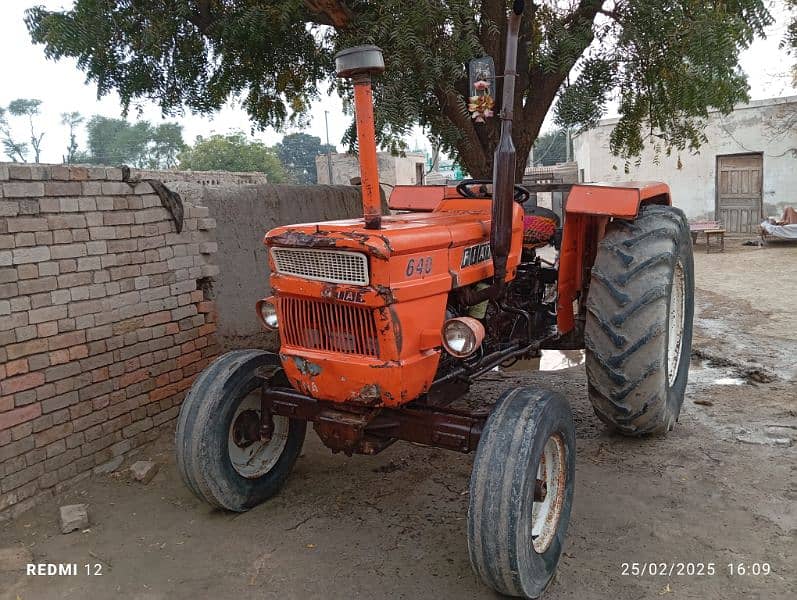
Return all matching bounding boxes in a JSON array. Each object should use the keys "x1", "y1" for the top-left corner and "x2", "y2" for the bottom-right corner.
[{"x1": 265, "y1": 210, "x2": 493, "y2": 259}]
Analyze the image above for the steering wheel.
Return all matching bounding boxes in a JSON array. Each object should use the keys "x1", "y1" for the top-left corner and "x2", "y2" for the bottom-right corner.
[{"x1": 455, "y1": 179, "x2": 531, "y2": 204}]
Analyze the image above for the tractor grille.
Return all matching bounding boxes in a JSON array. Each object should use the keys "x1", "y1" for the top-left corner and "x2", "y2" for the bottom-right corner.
[
  {"x1": 271, "y1": 248, "x2": 369, "y2": 286},
  {"x1": 278, "y1": 297, "x2": 379, "y2": 357}
]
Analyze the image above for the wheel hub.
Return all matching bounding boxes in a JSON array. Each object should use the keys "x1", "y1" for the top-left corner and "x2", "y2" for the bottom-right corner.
[
  {"x1": 232, "y1": 409, "x2": 262, "y2": 448},
  {"x1": 531, "y1": 433, "x2": 567, "y2": 554},
  {"x1": 227, "y1": 392, "x2": 291, "y2": 479},
  {"x1": 667, "y1": 260, "x2": 686, "y2": 386}
]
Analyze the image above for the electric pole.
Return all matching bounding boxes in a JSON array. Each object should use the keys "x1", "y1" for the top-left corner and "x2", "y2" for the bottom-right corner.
[{"x1": 324, "y1": 110, "x2": 333, "y2": 184}]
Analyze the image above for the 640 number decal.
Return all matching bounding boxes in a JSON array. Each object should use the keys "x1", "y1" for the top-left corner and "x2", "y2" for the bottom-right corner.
[{"x1": 406, "y1": 257, "x2": 433, "y2": 277}]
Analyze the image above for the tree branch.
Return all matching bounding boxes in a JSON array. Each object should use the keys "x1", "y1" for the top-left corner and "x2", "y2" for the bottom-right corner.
[
  {"x1": 435, "y1": 85, "x2": 489, "y2": 178},
  {"x1": 479, "y1": 0, "x2": 505, "y2": 62},
  {"x1": 187, "y1": 0, "x2": 216, "y2": 33},
  {"x1": 303, "y1": 0, "x2": 353, "y2": 28}
]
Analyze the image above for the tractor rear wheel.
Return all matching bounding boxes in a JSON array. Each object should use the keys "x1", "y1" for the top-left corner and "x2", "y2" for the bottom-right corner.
[
  {"x1": 175, "y1": 350, "x2": 306, "y2": 511},
  {"x1": 468, "y1": 386, "x2": 576, "y2": 599},
  {"x1": 585, "y1": 204, "x2": 694, "y2": 436}
]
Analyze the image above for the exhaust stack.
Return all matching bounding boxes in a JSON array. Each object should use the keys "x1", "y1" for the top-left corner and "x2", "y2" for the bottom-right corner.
[
  {"x1": 335, "y1": 45, "x2": 385, "y2": 230},
  {"x1": 490, "y1": 2, "x2": 523, "y2": 288},
  {"x1": 460, "y1": 1, "x2": 525, "y2": 309}
]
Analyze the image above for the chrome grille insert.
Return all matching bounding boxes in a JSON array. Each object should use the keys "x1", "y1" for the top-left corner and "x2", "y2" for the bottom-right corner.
[{"x1": 271, "y1": 248, "x2": 369, "y2": 286}]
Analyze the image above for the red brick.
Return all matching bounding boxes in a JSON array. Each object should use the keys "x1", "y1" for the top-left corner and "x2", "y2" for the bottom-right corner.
[
  {"x1": 73, "y1": 408, "x2": 108, "y2": 433},
  {"x1": 3, "y1": 456, "x2": 28, "y2": 476},
  {"x1": 0, "y1": 395, "x2": 13, "y2": 412},
  {"x1": 5, "y1": 358, "x2": 29, "y2": 377},
  {"x1": 149, "y1": 383, "x2": 179, "y2": 403},
  {"x1": 91, "y1": 367, "x2": 109, "y2": 383},
  {"x1": 36, "y1": 321, "x2": 59, "y2": 338},
  {"x1": 176, "y1": 350, "x2": 201, "y2": 369},
  {"x1": 6, "y1": 338, "x2": 48, "y2": 360},
  {"x1": 119, "y1": 368, "x2": 148, "y2": 389},
  {"x1": 34, "y1": 422, "x2": 73, "y2": 447},
  {"x1": 44, "y1": 447, "x2": 80, "y2": 472},
  {"x1": 1, "y1": 462, "x2": 44, "y2": 493},
  {"x1": 198, "y1": 323, "x2": 216, "y2": 336},
  {"x1": 143, "y1": 311, "x2": 170, "y2": 327},
  {"x1": 92, "y1": 394, "x2": 110, "y2": 411},
  {"x1": 39, "y1": 471, "x2": 59, "y2": 489},
  {"x1": 102, "y1": 412, "x2": 132, "y2": 435},
  {"x1": 0, "y1": 403, "x2": 42, "y2": 431},
  {"x1": 123, "y1": 357, "x2": 141, "y2": 372},
  {"x1": 165, "y1": 323, "x2": 179, "y2": 335},
  {"x1": 83, "y1": 423, "x2": 104, "y2": 442},
  {"x1": 177, "y1": 376, "x2": 195, "y2": 392},
  {"x1": 35, "y1": 383, "x2": 56, "y2": 401},
  {"x1": 49, "y1": 349, "x2": 70, "y2": 365},
  {"x1": 48, "y1": 330, "x2": 86, "y2": 351},
  {"x1": 1, "y1": 372, "x2": 45, "y2": 395},
  {"x1": 68, "y1": 344, "x2": 89, "y2": 360}
]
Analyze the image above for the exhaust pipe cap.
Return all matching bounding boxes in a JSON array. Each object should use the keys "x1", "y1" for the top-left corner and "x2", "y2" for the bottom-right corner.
[{"x1": 335, "y1": 45, "x2": 385, "y2": 79}]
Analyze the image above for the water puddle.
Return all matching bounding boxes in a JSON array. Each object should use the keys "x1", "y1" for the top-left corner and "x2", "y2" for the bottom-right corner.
[
  {"x1": 712, "y1": 377, "x2": 745, "y2": 386},
  {"x1": 687, "y1": 350, "x2": 780, "y2": 388},
  {"x1": 501, "y1": 349, "x2": 586, "y2": 373}
]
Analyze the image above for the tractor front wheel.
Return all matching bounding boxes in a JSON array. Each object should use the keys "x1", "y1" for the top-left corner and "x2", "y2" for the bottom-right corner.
[
  {"x1": 585, "y1": 204, "x2": 695, "y2": 435},
  {"x1": 467, "y1": 387, "x2": 576, "y2": 599},
  {"x1": 175, "y1": 350, "x2": 306, "y2": 511}
]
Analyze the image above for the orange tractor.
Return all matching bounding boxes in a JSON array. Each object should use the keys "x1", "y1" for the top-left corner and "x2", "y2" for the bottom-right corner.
[{"x1": 176, "y1": 3, "x2": 694, "y2": 597}]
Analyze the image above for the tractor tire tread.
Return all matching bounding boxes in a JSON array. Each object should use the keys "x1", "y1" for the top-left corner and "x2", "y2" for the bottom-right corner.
[{"x1": 585, "y1": 204, "x2": 694, "y2": 436}]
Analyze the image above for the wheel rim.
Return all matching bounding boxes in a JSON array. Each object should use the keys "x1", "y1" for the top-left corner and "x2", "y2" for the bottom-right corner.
[
  {"x1": 227, "y1": 391, "x2": 289, "y2": 479},
  {"x1": 667, "y1": 260, "x2": 686, "y2": 387},
  {"x1": 531, "y1": 433, "x2": 567, "y2": 553}
]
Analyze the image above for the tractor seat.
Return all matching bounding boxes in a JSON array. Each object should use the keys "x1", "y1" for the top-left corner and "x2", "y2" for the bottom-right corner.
[{"x1": 522, "y1": 206, "x2": 560, "y2": 248}]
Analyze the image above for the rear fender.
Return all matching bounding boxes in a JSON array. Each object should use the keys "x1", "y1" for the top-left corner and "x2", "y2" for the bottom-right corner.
[{"x1": 556, "y1": 182, "x2": 671, "y2": 334}]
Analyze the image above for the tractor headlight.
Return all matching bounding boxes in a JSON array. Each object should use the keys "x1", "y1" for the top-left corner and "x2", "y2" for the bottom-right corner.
[
  {"x1": 256, "y1": 298, "x2": 278, "y2": 330},
  {"x1": 442, "y1": 317, "x2": 485, "y2": 358}
]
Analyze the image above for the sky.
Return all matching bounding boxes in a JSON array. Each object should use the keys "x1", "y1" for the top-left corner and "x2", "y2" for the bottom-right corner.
[{"x1": 0, "y1": 0, "x2": 794, "y2": 165}]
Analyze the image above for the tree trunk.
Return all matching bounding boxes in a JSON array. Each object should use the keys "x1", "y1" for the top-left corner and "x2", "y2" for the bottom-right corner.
[{"x1": 445, "y1": 0, "x2": 600, "y2": 182}]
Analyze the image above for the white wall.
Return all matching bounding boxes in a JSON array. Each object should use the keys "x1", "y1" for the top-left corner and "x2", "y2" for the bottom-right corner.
[
  {"x1": 316, "y1": 152, "x2": 426, "y2": 186},
  {"x1": 573, "y1": 97, "x2": 797, "y2": 219}
]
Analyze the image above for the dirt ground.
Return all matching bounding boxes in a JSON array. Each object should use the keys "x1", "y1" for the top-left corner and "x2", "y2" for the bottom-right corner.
[{"x1": 1, "y1": 241, "x2": 795, "y2": 600}]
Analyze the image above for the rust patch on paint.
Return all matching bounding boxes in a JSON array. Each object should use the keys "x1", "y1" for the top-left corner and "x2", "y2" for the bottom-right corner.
[{"x1": 292, "y1": 356, "x2": 322, "y2": 377}]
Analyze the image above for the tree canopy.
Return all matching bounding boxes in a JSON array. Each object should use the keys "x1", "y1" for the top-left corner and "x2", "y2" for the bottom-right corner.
[
  {"x1": 787, "y1": 0, "x2": 797, "y2": 84},
  {"x1": 531, "y1": 129, "x2": 571, "y2": 166},
  {"x1": 178, "y1": 132, "x2": 286, "y2": 181},
  {"x1": 61, "y1": 111, "x2": 84, "y2": 163},
  {"x1": 26, "y1": 0, "x2": 772, "y2": 179},
  {"x1": 2, "y1": 99, "x2": 45, "y2": 163},
  {"x1": 276, "y1": 132, "x2": 336, "y2": 184},
  {"x1": 0, "y1": 107, "x2": 29, "y2": 163},
  {"x1": 81, "y1": 116, "x2": 185, "y2": 168}
]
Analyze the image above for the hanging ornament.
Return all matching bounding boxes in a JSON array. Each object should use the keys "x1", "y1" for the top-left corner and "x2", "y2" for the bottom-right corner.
[{"x1": 468, "y1": 57, "x2": 496, "y2": 123}]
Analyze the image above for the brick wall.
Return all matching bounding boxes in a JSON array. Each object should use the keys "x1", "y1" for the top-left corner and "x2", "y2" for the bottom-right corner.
[
  {"x1": 132, "y1": 168, "x2": 268, "y2": 186},
  {"x1": 0, "y1": 163, "x2": 219, "y2": 519}
]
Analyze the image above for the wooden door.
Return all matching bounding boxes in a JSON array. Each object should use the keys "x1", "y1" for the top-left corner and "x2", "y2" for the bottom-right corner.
[{"x1": 716, "y1": 154, "x2": 763, "y2": 233}]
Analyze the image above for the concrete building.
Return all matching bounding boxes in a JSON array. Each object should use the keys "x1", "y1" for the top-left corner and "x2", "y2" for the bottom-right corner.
[
  {"x1": 573, "y1": 96, "x2": 797, "y2": 233},
  {"x1": 316, "y1": 151, "x2": 427, "y2": 187}
]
